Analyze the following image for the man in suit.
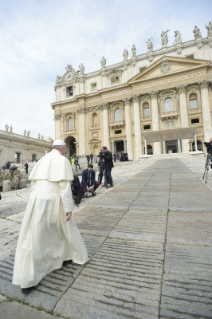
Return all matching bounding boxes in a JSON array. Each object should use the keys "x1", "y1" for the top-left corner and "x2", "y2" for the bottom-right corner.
[{"x1": 81, "y1": 164, "x2": 100, "y2": 197}]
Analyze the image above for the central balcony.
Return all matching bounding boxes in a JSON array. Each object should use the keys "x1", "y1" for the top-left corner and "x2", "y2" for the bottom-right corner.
[
  {"x1": 110, "y1": 120, "x2": 125, "y2": 128},
  {"x1": 160, "y1": 111, "x2": 179, "y2": 121}
]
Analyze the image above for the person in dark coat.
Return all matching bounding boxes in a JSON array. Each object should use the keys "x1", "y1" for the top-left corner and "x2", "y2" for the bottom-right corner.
[
  {"x1": 81, "y1": 164, "x2": 100, "y2": 197},
  {"x1": 24, "y1": 162, "x2": 28, "y2": 174},
  {"x1": 90, "y1": 153, "x2": 93, "y2": 164},
  {"x1": 120, "y1": 151, "x2": 126, "y2": 162},
  {"x1": 102, "y1": 146, "x2": 114, "y2": 187},
  {"x1": 86, "y1": 155, "x2": 90, "y2": 165},
  {"x1": 113, "y1": 153, "x2": 116, "y2": 162},
  {"x1": 74, "y1": 157, "x2": 80, "y2": 170}
]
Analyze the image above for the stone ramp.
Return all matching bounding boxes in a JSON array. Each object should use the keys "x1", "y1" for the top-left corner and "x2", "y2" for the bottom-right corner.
[{"x1": 1, "y1": 156, "x2": 212, "y2": 318}]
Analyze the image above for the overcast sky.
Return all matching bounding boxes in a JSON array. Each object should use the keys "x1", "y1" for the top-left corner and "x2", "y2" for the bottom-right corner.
[{"x1": 0, "y1": 0, "x2": 211, "y2": 140}]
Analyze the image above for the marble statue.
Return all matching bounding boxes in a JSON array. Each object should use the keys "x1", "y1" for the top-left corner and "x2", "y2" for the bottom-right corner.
[
  {"x1": 24, "y1": 129, "x2": 26, "y2": 136},
  {"x1": 27, "y1": 130, "x2": 30, "y2": 137},
  {"x1": 38, "y1": 133, "x2": 40, "y2": 139},
  {"x1": 9, "y1": 125, "x2": 12, "y2": 133},
  {"x1": 131, "y1": 44, "x2": 136, "y2": 57},
  {"x1": 123, "y1": 49, "x2": 128, "y2": 61},
  {"x1": 146, "y1": 38, "x2": 153, "y2": 52},
  {"x1": 79, "y1": 63, "x2": 85, "y2": 75},
  {"x1": 161, "y1": 31, "x2": 168, "y2": 48},
  {"x1": 206, "y1": 21, "x2": 212, "y2": 38},
  {"x1": 101, "y1": 56, "x2": 106, "y2": 68},
  {"x1": 174, "y1": 31, "x2": 182, "y2": 45},
  {"x1": 5, "y1": 124, "x2": 9, "y2": 132},
  {"x1": 56, "y1": 75, "x2": 62, "y2": 84},
  {"x1": 193, "y1": 26, "x2": 202, "y2": 40}
]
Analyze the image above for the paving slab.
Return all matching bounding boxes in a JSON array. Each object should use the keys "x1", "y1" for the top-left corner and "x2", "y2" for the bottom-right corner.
[
  {"x1": 0, "y1": 300, "x2": 63, "y2": 319},
  {"x1": 112, "y1": 184, "x2": 144, "y2": 194},
  {"x1": 0, "y1": 223, "x2": 21, "y2": 260},
  {"x1": 88, "y1": 193, "x2": 137, "y2": 209},
  {"x1": 121, "y1": 178, "x2": 150, "y2": 185},
  {"x1": 55, "y1": 238, "x2": 164, "y2": 319},
  {"x1": 170, "y1": 184, "x2": 211, "y2": 194},
  {"x1": 160, "y1": 274, "x2": 212, "y2": 319},
  {"x1": 110, "y1": 210, "x2": 167, "y2": 242},
  {"x1": 170, "y1": 178, "x2": 202, "y2": 185},
  {"x1": 0, "y1": 294, "x2": 7, "y2": 303},
  {"x1": 141, "y1": 185, "x2": 170, "y2": 194},
  {"x1": 0, "y1": 234, "x2": 105, "y2": 312},
  {"x1": 130, "y1": 194, "x2": 169, "y2": 211},
  {"x1": 147, "y1": 179, "x2": 170, "y2": 186},
  {"x1": 73, "y1": 207, "x2": 127, "y2": 236},
  {"x1": 167, "y1": 211, "x2": 212, "y2": 245},
  {"x1": 169, "y1": 193, "x2": 212, "y2": 211}
]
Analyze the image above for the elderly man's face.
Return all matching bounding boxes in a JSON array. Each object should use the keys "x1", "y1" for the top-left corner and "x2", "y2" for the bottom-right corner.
[
  {"x1": 210, "y1": 138, "x2": 212, "y2": 143},
  {"x1": 60, "y1": 146, "x2": 66, "y2": 156}
]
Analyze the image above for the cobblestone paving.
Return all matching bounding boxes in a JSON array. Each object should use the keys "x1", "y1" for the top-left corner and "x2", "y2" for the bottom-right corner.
[{"x1": 1, "y1": 154, "x2": 212, "y2": 318}]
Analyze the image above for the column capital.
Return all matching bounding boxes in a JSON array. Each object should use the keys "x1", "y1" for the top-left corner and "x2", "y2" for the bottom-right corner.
[
  {"x1": 54, "y1": 113, "x2": 62, "y2": 121},
  {"x1": 122, "y1": 97, "x2": 131, "y2": 106},
  {"x1": 198, "y1": 80, "x2": 210, "y2": 91},
  {"x1": 132, "y1": 94, "x2": 140, "y2": 103},
  {"x1": 99, "y1": 102, "x2": 109, "y2": 111},
  {"x1": 77, "y1": 107, "x2": 88, "y2": 114},
  {"x1": 149, "y1": 91, "x2": 159, "y2": 99},
  {"x1": 176, "y1": 84, "x2": 187, "y2": 94}
]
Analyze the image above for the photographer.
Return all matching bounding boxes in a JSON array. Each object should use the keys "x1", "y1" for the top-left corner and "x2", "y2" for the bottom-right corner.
[
  {"x1": 102, "y1": 146, "x2": 114, "y2": 187},
  {"x1": 204, "y1": 138, "x2": 212, "y2": 153}
]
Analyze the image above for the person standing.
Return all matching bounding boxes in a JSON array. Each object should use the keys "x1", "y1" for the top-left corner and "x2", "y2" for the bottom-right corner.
[
  {"x1": 12, "y1": 139, "x2": 88, "y2": 294},
  {"x1": 102, "y1": 146, "x2": 114, "y2": 187},
  {"x1": 74, "y1": 156, "x2": 80, "y2": 170},
  {"x1": 24, "y1": 161, "x2": 28, "y2": 174},
  {"x1": 90, "y1": 153, "x2": 93, "y2": 164},
  {"x1": 113, "y1": 153, "x2": 116, "y2": 162},
  {"x1": 86, "y1": 155, "x2": 90, "y2": 165}
]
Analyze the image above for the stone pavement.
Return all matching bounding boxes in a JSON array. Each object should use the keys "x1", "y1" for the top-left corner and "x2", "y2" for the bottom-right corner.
[{"x1": 1, "y1": 153, "x2": 212, "y2": 319}]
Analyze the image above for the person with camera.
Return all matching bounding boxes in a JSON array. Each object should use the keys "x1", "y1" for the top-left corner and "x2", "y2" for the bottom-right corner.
[
  {"x1": 102, "y1": 146, "x2": 114, "y2": 187},
  {"x1": 81, "y1": 164, "x2": 100, "y2": 197}
]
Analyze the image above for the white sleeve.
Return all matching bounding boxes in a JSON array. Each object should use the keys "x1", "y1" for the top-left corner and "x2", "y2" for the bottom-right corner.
[{"x1": 59, "y1": 180, "x2": 73, "y2": 213}]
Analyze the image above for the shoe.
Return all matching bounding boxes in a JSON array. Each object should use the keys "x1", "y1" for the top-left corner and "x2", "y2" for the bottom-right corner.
[
  {"x1": 92, "y1": 192, "x2": 96, "y2": 196},
  {"x1": 22, "y1": 287, "x2": 34, "y2": 294},
  {"x1": 108, "y1": 185, "x2": 113, "y2": 188},
  {"x1": 63, "y1": 259, "x2": 73, "y2": 266},
  {"x1": 84, "y1": 192, "x2": 88, "y2": 198},
  {"x1": 101, "y1": 184, "x2": 106, "y2": 187}
]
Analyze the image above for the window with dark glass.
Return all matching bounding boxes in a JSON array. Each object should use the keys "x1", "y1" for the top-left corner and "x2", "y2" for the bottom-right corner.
[
  {"x1": 66, "y1": 86, "x2": 73, "y2": 96},
  {"x1": 164, "y1": 97, "x2": 173, "y2": 112}
]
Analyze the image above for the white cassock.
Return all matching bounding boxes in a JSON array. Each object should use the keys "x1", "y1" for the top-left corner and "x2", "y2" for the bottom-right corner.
[{"x1": 12, "y1": 149, "x2": 88, "y2": 288}]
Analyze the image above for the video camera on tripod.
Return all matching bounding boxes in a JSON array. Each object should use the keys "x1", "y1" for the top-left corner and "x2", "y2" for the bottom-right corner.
[{"x1": 202, "y1": 141, "x2": 212, "y2": 183}]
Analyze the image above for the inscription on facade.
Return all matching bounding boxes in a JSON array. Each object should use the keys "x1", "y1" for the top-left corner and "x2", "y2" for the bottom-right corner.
[
  {"x1": 165, "y1": 120, "x2": 176, "y2": 128},
  {"x1": 102, "y1": 89, "x2": 132, "y2": 99},
  {"x1": 132, "y1": 70, "x2": 207, "y2": 91}
]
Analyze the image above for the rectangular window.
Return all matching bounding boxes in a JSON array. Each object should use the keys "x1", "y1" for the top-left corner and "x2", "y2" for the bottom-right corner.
[
  {"x1": 111, "y1": 76, "x2": 120, "y2": 84},
  {"x1": 144, "y1": 125, "x2": 151, "y2": 130},
  {"x1": 66, "y1": 86, "x2": 73, "y2": 97},
  {"x1": 32, "y1": 154, "x2": 36, "y2": 161},
  {"x1": 91, "y1": 82, "x2": 97, "y2": 91},
  {"x1": 191, "y1": 118, "x2": 199, "y2": 124},
  {"x1": 143, "y1": 107, "x2": 150, "y2": 117},
  {"x1": 115, "y1": 130, "x2": 122, "y2": 134},
  {"x1": 190, "y1": 99, "x2": 197, "y2": 109}
]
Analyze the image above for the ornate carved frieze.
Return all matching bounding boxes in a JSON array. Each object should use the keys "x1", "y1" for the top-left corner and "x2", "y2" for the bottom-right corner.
[
  {"x1": 198, "y1": 80, "x2": 210, "y2": 90},
  {"x1": 165, "y1": 120, "x2": 176, "y2": 128},
  {"x1": 160, "y1": 59, "x2": 171, "y2": 74},
  {"x1": 187, "y1": 85, "x2": 198, "y2": 92},
  {"x1": 149, "y1": 91, "x2": 158, "y2": 99},
  {"x1": 140, "y1": 95, "x2": 150, "y2": 101},
  {"x1": 132, "y1": 94, "x2": 140, "y2": 103},
  {"x1": 122, "y1": 98, "x2": 131, "y2": 106},
  {"x1": 77, "y1": 107, "x2": 88, "y2": 114},
  {"x1": 176, "y1": 84, "x2": 187, "y2": 94},
  {"x1": 54, "y1": 114, "x2": 62, "y2": 120},
  {"x1": 197, "y1": 41, "x2": 203, "y2": 49}
]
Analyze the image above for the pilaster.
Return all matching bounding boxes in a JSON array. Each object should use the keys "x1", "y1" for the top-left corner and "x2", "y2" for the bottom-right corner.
[
  {"x1": 176, "y1": 84, "x2": 189, "y2": 152},
  {"x1": 132, "y1": 95, "x2": 142, "y2": 159},
  {"x1": 100, "y1": 103, "x2": 110, "y2": 148},
  {"x1": 122, "y1": 98, "x2": 133, "y2": 160},
  {"x1": 198, "y1": 80, "x2": 212, "y2": 143},
  {"x1": 149, "y1": 91, "x2": 161, "y2": 155},
  {"x1": 77, "y1": 107, "x2": 87, "y2": 155}
]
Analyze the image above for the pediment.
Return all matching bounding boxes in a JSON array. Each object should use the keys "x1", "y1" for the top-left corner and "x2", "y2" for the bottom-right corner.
[{"x1": 128, "y1": 56, "x2": 210, "y2": 84}]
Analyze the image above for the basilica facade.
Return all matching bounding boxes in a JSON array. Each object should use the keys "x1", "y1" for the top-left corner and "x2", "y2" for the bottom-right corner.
[{"x1": 52, "y1": 25, "x2": 212, "y2": 160}]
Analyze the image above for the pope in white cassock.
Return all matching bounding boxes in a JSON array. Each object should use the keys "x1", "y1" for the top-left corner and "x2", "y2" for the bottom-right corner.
[{"x1": 12, "y1": 140, "x2": 88, "y2": 293}]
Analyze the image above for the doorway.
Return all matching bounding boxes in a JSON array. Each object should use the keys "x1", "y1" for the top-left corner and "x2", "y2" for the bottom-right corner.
[
  {"x1": 165, "y1": 140, "x2": 178, "y2": 153},
  {"x1": 65, "y1": 136, "x2": 76, "y2": 156},
  {"x1": 115, "y1": 141, "x2": 124, "y2": 152}
]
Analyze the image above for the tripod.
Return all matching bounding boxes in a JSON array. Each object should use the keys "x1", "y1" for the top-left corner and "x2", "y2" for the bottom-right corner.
[
  {"x1": 98, "y1": 160, "x2": 108, "y2": 189},
  {"x1": 202, "y1": 153, "x2": 212, "y2": 183}
]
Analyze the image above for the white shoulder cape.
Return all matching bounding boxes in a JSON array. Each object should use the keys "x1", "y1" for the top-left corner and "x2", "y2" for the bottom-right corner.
[{"x1": 29, "y1": 150, "x2": 73, "y2": 181}]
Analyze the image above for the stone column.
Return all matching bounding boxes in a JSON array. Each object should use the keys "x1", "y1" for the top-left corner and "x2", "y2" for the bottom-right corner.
[
  {"x1": 124, "y1": 140, "x2": 127, "y2": 152},
  {"x1": 132, "y1": 95, "x2": 142, "y2": 159},
  {"x1": 150, "y1": 91, "x2": 161, "y2": 155},
  {"x1": 101, "y1": 103, "x2": 110, "y2": 148},
  {"x1": 77, "y1": 108, "x2": 87, "y2": 155},
  {"x1": 145, "y1": 139, "x2": 147, "y2": 155},
  {"x1": 199, "y1": 80, "x2": 212, "y2": 142},
  {"x1": 163, "y1": 141, "x2": 166, "y2": 154},
  {"x1": 176, "y1": 85, "x2": 189, "y2": 152},
  {"x1": 54, "y1": 113, "x2": 62, "y2": 140},
  {"x1": 122, "y1": 98, "x2": 133, "y2": 160},
  {"x1": 111, "y1": 141, "x2": 115, "y2": 154},
  {"x1": 194, "y1": 133, "x2": 197, "y2": 151}
]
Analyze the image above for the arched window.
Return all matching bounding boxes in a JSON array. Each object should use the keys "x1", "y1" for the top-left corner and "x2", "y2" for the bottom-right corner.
[
  {"x1": 164, "y1": 97, "x2": 173, "y2": 112},
  {"x1": 189, "y1": 93, "x2": 198, "y2": 109},
  {"x1": 68, "y1": 117, "x2": 73, "y2": 130},
  {"x1": 92, "y1": 113, "x2": 98, "y2": 126},
  {"x1": 192, "y1": 140, "x2": 202, "y2": 151},
  {"x1": 143, "y1": 102, "x2": 150, "y2": 117},
  {"x1": 114, "y1": 108, "x2": 121, "y2": 121}
]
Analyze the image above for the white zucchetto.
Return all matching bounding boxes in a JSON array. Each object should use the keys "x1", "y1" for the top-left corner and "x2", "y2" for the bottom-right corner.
[{"x1": 52, "y1": 139, "x2": 66, "y2": 146}]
